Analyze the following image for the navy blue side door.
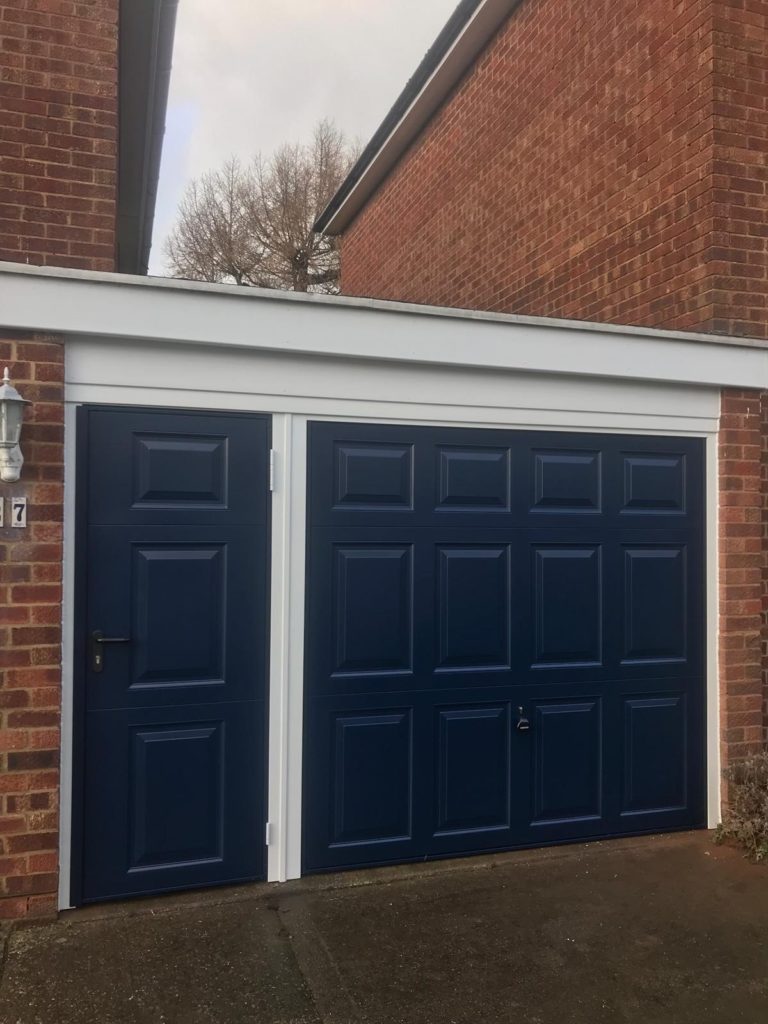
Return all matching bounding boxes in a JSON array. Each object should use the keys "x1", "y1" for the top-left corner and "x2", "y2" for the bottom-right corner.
[
  {"x1": 303, "y1": 423, "x2": 706, "y2": 872},
  {"x1": 78, "y1": 408, "x2": 270, "y2": 903}
]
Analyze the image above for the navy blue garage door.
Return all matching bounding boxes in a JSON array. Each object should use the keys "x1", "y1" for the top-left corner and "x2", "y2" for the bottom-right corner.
[{"x1": 303, "y1": 423, "x2": 706, "y2": 872}]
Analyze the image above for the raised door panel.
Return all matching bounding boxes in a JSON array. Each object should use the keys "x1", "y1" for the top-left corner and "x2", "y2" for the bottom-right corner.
[
  {"x1": 436, "y1": 446, "x2": 512, "y2": 511},
  {"x1": 87, "y1": 409, "x2": 268, "y2": 526},
  {"x1": 622, "y1": 453, "x2": 686, "y2": 514},
  {"x1": 130, "y1": 723, "x2": 225, "y2": 870},
  {"x1": 532, "y1": 449, "x2": 602, "y2": 513},
  {"x1": 333, "y1": 441, "x2": 414, "y2": 510},
  {"x1": 622, "y1": 696, "x2": 687, "y2": 816},
  {"x1": 332, "y1": 545, "x2": 414, "y2": 678},
  {"x1": 434, "y1": 706, "x2": 511, "y2": 835},
  {"x1": 623, "y1": 547, "x2": 687, "y2": 663},
  {"x1": 82, "y1": 702, "x2": 263, "y2": 901},
  {"x1": 86, "y1": 526, "x2": 265, "y2": 709},
  {"x1": 132, "y1": 434, "x2": 229, "y2": 509},
  {"x1": 132, "y1": 546, "x2": 226, "y2": 689},
  {"x1": 531, "y1": 700, "x2": 603, "y2": 826},
  {"x1": 533, "y1": 547, "x2": 602, "y2": 667},
  {"x1": 436, "y1": 546, "x2": 511, "y2": 672},
  {"x1": 331, "y1": 710, "x2": 413, "y2": 847}
]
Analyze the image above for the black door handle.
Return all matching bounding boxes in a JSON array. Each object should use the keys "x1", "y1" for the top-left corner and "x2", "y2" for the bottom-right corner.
[
  {"x1": 90, "y1": 631, "x2": 131, "y2": 673},
  {"x1": 516, "y1": 706, "x2": 531, "y2": 733}
]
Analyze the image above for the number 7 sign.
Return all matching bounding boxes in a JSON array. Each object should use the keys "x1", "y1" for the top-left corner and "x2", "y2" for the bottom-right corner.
[{"x1": 11, "y1": 497, "x2": 27, "y2": 528}]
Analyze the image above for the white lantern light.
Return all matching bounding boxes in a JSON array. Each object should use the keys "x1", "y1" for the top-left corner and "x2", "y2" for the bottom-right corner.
[{"x1": 0, "y1": 368, "x2": 31, "y2": 483}]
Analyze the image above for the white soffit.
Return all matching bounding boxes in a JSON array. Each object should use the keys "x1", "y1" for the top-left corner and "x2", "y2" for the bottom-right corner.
[{"x1": 1, "y1": 263, "x2": 767, "y2": 390}]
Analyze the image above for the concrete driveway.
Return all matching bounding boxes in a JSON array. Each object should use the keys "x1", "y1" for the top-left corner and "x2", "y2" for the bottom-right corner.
[{"x1": 2, "y1": 832, "x2": 767, "y2": 1024}]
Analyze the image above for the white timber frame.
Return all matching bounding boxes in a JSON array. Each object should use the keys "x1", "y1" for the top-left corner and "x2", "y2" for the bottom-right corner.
[{"x1": 2, "y1": 264, "x2": 767, "y2": 909}]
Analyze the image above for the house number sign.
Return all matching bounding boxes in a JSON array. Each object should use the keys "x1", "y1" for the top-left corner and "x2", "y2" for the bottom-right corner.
[{"x1": 11, "y1": 497, "x2": 27, "y2": 528}]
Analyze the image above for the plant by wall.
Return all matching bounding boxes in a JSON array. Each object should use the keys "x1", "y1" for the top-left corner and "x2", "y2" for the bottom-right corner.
[{"x1": 716, "y1": 753, "x2": 768, "y2": 862}]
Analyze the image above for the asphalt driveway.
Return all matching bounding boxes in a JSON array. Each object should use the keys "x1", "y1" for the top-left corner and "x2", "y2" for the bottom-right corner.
[{"x1": 2, "y1": 832, "x2": 767, "y2": 1024}]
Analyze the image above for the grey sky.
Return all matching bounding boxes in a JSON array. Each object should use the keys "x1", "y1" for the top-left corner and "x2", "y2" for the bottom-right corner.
[{"x1": 149, "y1": 0, "x2": 456, "y2": 274}]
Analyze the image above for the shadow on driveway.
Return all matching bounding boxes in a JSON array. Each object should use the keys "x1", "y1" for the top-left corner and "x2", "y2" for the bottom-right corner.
[{"x1": 2, "y1": 832, "x2": 767, "y2": 1023}]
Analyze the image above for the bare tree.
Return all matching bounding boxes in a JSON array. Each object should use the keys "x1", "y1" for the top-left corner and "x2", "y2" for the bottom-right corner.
[{"x1": 164, "y1": 120, "x2": 356, "y2": 293}]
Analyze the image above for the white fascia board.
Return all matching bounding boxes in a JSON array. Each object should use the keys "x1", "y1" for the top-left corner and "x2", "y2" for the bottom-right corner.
[
  {"x1": 322, "y1": 0, "x2": 522, "y2": 234},
  {"x1": 1, "y1": 263, "x2": 767, "y2": 389}
]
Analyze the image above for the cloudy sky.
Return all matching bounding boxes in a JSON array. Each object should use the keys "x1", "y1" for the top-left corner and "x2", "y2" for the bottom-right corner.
[{"x1": 149, "y1": 0, "x2": 456, "y2": 274}]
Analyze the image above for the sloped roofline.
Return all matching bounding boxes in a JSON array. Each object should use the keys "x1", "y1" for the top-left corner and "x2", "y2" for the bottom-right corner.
[
  {"x1": 315, "y1": 0, "x2": 521, "y2": 236},
  {"x1": 117, "y1": 0, "x2": 179, "y2": 274}
]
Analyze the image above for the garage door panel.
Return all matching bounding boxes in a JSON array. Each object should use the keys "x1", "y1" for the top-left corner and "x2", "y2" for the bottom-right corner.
[
  {"x1": 533, "y1": 546, "x2": 602, "y2": 668},
  {"x1": 333, "y1": 440, "x2": 414, "y2": 510},
  {"x1": 622, "y1": 695, "x2": 688, "y2": 816},
  {"x1": 83, "y1": 701, "x2": 264, "y2": 900},
  {"x1": 303, "y1": 694, "x2": 426, "y2": 869},
  {"x1": 86, "y1": 526, "x2": 265, "y2": 709},
  {"x1": 436, "y1": 545, "x2": 512, "y2": 672},
  {"x1": 331, "y1": 544, "x2": 414, "y2": 677},
  {"x1": 88, "y1": 410, "x2": 269, "y2": 526},
  {"x1": 622, "y1": 452, "x2": 687, "y2": 514},
  {"x1": 434, "y1": 705, "x2": 511, "y2": 835},
  {"x1": 531, "y1": 449, "x2": 602, "y2": 513},
  {"x1": 331, "y1": 710, "x2": 414, "y2": 847},
  {"x1": 436, "y1": 445, "x2": 512, "y2": 511},
  {"x1": 531, "y1": 700, "x2": 603, "y2": 826},
  {"x1": 623, "y1": 546, "x2": 687, "y2": 664},
  {"x1": 131, "y1": 544, "x2": 226, "y2": 689}
]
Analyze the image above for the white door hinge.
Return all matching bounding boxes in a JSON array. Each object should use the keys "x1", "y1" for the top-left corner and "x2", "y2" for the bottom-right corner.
[
  {"x1": 265, "y1": 822, "x2": 273, "y2": 846},
  {"x1": 269, "y1": 449, "x2": 276, "y2": 492}
]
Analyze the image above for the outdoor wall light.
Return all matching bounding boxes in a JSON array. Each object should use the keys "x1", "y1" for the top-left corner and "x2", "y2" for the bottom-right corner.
[{"x1": 0, "y1": 368, "x2": 31, "y2": 483}]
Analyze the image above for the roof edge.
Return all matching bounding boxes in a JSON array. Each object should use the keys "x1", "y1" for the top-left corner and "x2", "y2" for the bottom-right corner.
[
  {"x1": 117, "y1": 0, "x2": 179, "y2": 275},
  {"x1": 2, "y1": 261, "x2": 767, "y2": 354},
  {"x1": 315, "y1": 0, "x2": 521, "y2": 235}
]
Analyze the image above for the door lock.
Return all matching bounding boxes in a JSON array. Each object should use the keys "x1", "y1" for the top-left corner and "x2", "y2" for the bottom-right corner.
[
  {"x1": 90, "y1": 631, "x2": 131, "y2": 673},
  {"x1": 516, "y1": 706, "x2": 531, "y2": 733}
]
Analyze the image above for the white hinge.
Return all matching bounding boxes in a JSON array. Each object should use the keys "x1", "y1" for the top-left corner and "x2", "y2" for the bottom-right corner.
[
  {"x1": 269, "y1": 449, "x2": 276, "y2": 492},
  {"x1": 265, "y1": 822, "x2": 273, "y2": 846}
]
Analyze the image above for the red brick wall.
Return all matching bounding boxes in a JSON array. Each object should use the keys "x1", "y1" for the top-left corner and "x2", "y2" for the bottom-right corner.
[
  {"x1": 710, "y1": 0, "x2": 768, "y2": 337},
  {"x1": 340, "y1": 0, "x2": 768, "y2": 344},
  {"x1": 0, "y1": 0, "x2": 119, "y2": 271},
  {"x1": 0, "y1": 334, "x2": 64, "y2": 920},
  {"x1": 719, "y1": 389, "x2": 765, "y2": 769},
  {"x1": 341, "y1": 0, "x2": 718, "y2": 331}
]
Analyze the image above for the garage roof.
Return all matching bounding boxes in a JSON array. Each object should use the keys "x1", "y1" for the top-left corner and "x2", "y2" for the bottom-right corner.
[{"x1": 315, "y1": 0, "x2": 521, "y2": 236}]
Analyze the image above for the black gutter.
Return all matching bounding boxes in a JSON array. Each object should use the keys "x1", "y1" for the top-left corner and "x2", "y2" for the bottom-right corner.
[
  {"x1": 314, "y1": 0, "x2": 484, "y2": 234},
  {"x1": 117, "y1": 0, "x2": 179, "y2": 275}
]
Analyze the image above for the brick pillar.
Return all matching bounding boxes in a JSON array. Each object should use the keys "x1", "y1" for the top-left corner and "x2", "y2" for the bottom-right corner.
[
  {"x1": 711, "y1": 0, "x2": 768, "y2": 340},
  {"x1": 0, "y1": 0, "x2": 119, "y2": 271},
  {"x1": 0, "y1": 333, "x2": 64, "y2": 921},
  {"x1": 719, "y1": 388, "x2": 765, "y2": 781}
]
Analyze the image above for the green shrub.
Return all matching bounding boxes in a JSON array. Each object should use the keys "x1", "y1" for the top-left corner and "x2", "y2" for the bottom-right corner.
[{"x1": 716, "y1": 752, "x2": 768, "y2": 862}]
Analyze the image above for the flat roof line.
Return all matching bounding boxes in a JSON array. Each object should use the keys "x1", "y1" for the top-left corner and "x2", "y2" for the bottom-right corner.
[{"x1": 1, "y1": 261, "x2": 766, "y2": 352}]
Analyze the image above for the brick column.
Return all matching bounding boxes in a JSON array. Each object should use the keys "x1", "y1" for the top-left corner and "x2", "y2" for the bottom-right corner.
[
  {"x1": 719, "y1": 388, "x2": 764, "y2": 780},
  {"x1": 0, "y1": 0, "x2": 119, "y2": 270},
  {"x1": 0, "y1": 333, "x2": 64, "y2": 921}
]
